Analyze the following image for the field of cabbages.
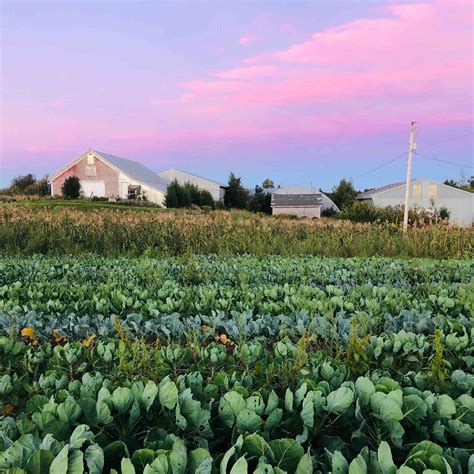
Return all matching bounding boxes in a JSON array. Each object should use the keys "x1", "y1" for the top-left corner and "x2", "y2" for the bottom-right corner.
[{"x1": 1, "y1": 256, "x2": 473, "y2": 473}]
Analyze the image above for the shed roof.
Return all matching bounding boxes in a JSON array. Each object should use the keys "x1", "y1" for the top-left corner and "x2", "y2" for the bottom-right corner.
[
  {"x1": 357, "y1": 182, "x2": 406, "y2": 199},
  {"x1": 93, "y1": 150, "x2": 169, "y2": 192},
  {"x1": 157, "y1": 167, "x2": 226, "y2": 187},
  {"x1": 271, "y1": 193, "x2": 322, "y2": 207},
  {"x1": 356, "y1": 179, "x2": 474, "y2": 200}
]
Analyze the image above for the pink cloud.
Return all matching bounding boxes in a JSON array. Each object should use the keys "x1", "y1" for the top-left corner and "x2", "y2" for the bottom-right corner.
[
  {"x1": 213, "y1": 65, "x2": 277, "y2": 80},
  {"x1": 239, "y1": 35, "x2": 255, "y2": 46},
  {"x1": 175, "y1": 0, "x2": 472, "y2": 143}
]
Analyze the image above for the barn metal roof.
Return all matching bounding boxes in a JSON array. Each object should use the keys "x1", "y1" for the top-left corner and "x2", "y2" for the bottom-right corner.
[
  {"x1": 157, "y1": 167, "x2": 227, "y2": 187},
  {"x1": 271, "y1": 193, "x2": 322, "y2": 207},
  {"x1": 356, "y1": 182, "x2": 406, "y2": 199},
  {"x1": 93, "y1": 150, "x2": 168, "y2": 192}
]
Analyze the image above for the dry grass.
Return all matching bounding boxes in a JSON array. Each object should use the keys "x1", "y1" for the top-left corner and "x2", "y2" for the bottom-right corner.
[{"x1": 0, "y1": 206, "x2": 472, "y2": 258}]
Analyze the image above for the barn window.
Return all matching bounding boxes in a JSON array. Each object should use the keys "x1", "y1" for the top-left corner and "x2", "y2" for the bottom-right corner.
[
  {"x1": 413, "y1": 184, "x2": 421, "y2": 196},
  {"x1": 429, "y1": 184, "x2": 437, "y2": 197},
  {"x1": 87, "y1": 154, "x2": 95, "y2": 165},
  {"x1": 85, "y1": 166, "x2": 96, "y2": 177},
  {"x1": 128, "y1": 185, "x2": 141, "y2": 199}
]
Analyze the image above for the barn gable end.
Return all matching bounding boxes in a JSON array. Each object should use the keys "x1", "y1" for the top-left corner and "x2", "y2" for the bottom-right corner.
[{"x1": 50, "y1": 151, "x2": 120, "y2": 197}]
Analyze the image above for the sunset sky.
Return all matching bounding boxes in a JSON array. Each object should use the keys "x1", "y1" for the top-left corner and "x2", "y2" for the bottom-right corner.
[{"x1": 1, "y1": 0, "x2": 472, "y2": 190}]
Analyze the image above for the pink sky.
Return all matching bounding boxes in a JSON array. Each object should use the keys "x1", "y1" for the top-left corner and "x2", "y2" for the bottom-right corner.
[{"x1": 1, "y1": 0, "x2": 472, "y2": 189}]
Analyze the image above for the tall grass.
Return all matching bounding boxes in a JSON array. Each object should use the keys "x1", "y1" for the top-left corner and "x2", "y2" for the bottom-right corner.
[{"x1": 0, "y1": 206, "x2": 471, "y2": 258}]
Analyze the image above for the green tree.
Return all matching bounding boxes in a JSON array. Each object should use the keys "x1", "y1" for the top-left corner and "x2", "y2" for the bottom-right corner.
[
  {"x1": 61, "y1": 176, "x2": 81, "y2": 199},
  {"x1": 10, "y1": 174, "x2": 36, "y2": 194},
  {"x1": 261, "y1": 178, "x2": 274, "y2": 190},
  {"x1": 199, "y1": 190, "x2": 215, "y2": 208},
  {"x1": 444, "y1": 177, "x2": 474, "y2": 193},
  {"x1": 224, "y1": 172, "x2": 249, "y2": 209},
  {"x1": 164, "y1": 179, "x2": 180, "y2": 208},
  {"x1": 32, "y1": 177, "x2": 50, "y2": 196},
  {"x1": 329, "y1": 179, "x2": 358, "y2": 210},
  {"x1": 248, "y1": 184, "x2": 272, "y2": 214},
  {"x1": 183, "y1": 182, "x2": 201, "y2": 206}
]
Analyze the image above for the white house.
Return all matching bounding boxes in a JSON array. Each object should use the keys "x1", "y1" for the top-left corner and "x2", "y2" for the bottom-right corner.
[
  {"x1": 157, "y1": 167, "x2": 226, "y2": 202},
  {"x1": 356, "y1": 179, "x2": 473, "y2": 227}
]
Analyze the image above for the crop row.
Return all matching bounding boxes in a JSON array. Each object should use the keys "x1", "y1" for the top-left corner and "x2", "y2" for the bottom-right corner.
[
  {"x1": 1, "y1": 336, "x2": 473, "y2": 473},
  {"x1": 0, "y1": 257, "x2": 471, "y2": 320},
  {"x1": 2, "y1": 206, "x2": 472, "y2": 258},
  {"x1": 1, "y1": 310, "x2": 473, "y2": 374}
]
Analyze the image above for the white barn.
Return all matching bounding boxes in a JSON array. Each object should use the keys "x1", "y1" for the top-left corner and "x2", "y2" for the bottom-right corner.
[
  {"x1": 50, "y1": 150, "x2": 227, "y2": 206},
  {"x1": 356, "y1": 179, "x2": 473, "y2": 227},
  {"x1": 50, "y1": 150, "x2": 168, "y2": 205},
  {"x1": 157, "y1": 168, "x2": 226, "y2": 202}
]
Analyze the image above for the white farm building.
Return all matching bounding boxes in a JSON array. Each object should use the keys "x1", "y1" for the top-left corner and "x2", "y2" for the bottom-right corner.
[
  {"x1": 157, "y1": 168, "x2": 226, "y2": 202},
  {"x1": 49, "y1": 149, "x2": 226, "y2": 206},
  {"x1": 272, "y1": 186, "x2": 340, "y2": 215},
  {"x1": 356, "y1": 179, "x2": 473, "y2": 227}
]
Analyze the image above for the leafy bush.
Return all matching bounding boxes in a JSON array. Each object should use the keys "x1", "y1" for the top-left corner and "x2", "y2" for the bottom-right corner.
[
  {"x1": 339, "y1": 201, "x2": 451, "y2": 225},
  {"x1": 61, "y1": 176, "x2": 81, "y2": 199},
  {"x1": 164, "y1": 180, "x2": 215, "y2": 208},
  {"x1": 0, "y1": 174, "x2": 50, "y2": 196}
]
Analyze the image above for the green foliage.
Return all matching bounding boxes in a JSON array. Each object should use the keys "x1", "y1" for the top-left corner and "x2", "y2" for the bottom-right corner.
[
  {"x1": 339, "y1": 201, "x2": 451, "y2": 225},
  {"x1": 164, "y1": 180, "x2": 215, "y2": 209},
  {"x1": 224, "y1": 172, "x2": 249, "y2": 209},
  {"x1": 199, "y1": 190, "x2": 215, "y2": 208},
  {"x1": 430, "y1": 329, "x2": 450, "y2": 392},
  {"x1": 0, "y1": 254, "x2": 473, "y2": 472},
  {"x1": 164, "y1": 179, "x2": 187, "y2": 208},
  {"x1": 248, "y1": 185, "x2": 272, "y2": 214},
  {"x1": 346, "y1": 318, "x2": 369, "y2": 375},
  {"x1": 1, "y1": 206, "x2": 471, "y2": 257},
  {"x1": 329, "y1": 179, "x2": 358, "y2": 209},
  {"x1": 1, "y1": 174, "x2": 50, "y2": 196},
  {"x1": 61, "y1": 176, "x2": 81, "y2": 199}
]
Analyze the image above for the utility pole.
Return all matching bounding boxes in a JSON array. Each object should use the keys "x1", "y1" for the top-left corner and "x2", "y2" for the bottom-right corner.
[{"x1": 403, "y1": 121, "x2": 417, "y2": 232}]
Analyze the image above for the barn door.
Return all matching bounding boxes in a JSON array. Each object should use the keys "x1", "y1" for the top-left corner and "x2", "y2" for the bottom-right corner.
[{"x1": 120, "y1": 182, "x2": 128, "y2": 198}]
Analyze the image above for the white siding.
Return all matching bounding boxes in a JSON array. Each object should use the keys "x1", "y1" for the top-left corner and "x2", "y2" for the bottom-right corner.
[
  {"x1": 370, "y1": 179, "x2": 473, "y2": 227},
  {"x1": 272, "y1": 206, "x2": 321, "y2": 218},
  {"x1": 118, "y1": 172, "x2": 165, "y2": 206}
]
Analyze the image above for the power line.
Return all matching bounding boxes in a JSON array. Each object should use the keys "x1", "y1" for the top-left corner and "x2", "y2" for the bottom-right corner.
[
  {"x1": 416, "y1": 152, "x2": 473, "y2": 169},
  {"x1": 352, "y1": 152, "x2": 407, "y2": 182},
  {"x1": 419, "y1": 131, "x2": 474, "y2": 150}
]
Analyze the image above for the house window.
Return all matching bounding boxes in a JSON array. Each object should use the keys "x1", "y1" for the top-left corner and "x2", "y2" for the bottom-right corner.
[
  {"x1": 413, "y1": 184, "x2": 421, "y2": 196},
  {"x1": 85, "y1": 166, "x2": 96, "y2": 177},
  {"x1": 87, "y1": 154, "x2": 95, "y2": 165},
  {"x1": 429, "y1": 184, "x2": 437, "y2": 197}
]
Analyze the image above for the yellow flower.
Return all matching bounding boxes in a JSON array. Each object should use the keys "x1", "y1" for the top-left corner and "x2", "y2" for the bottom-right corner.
[
  {"x1": 1, "y1": 404, "x2": 15, "y2": 414},
  {"x1": 52, "y1": 329, "x2": 67, "y2": 344},
  {"x1": 21, "y1": 327, "x2": 36, "y2": 338},
  {"x1": 82, "y1": 334, "x2": 97, "y2": 348},
  {"x1": 21, "y1": 327, "x2": 39, "y2": 346}
]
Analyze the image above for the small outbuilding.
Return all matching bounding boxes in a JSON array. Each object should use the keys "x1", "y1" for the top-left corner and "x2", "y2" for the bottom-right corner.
[
  {"x1": 272, "y1": 185, "x2": 339, "y2": 215},
  {"x1": 356, "y1": 178, "x2": 473, "y2": 227},
  {"x1": 271, "y1": 193, "x2": 322, "y2": 218}
]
